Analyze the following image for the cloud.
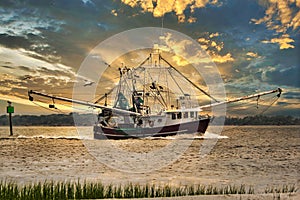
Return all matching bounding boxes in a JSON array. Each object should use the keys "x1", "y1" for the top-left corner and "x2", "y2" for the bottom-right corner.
[
  {"x1": 1, "y1": 65, "x2": 14, "y2": 69},
  {"x1": 246, "y1": 51, "x2": 260, "y2": 60},
  {"x1": 223, "y1": 79, "x2": 299, "y2": 117},
  {"x1": 246, "y1": 52, "x2": 259, "y2": 58},
  {"x1": 265, "y1": 65, "x2": 299, "y2": 87},
  {"x1": 0, "y1": 46, "x2": 77, "y2": 100},
  {"x1": 211, "y1": 53, "x2": 234, "y2": 63},
  {"x1": 284, "y1": 91, "x2": 300, "y2": 100},
  {"x1": 252, "y1": 0, "x2": 299, "y2": 49},
  {"x1": 82, "y1": 0, "x2": 95, "y2": 6},
  {"x1": 0, "y1": 46, "x2": 71, "y2": 74},
  {"x1": 0, "y1": 8, "x2": 64, "y2": 38},
  {"x1": 252, "y1": 0, "x2": 298, "y2": 31},
  {"x1": 262, "y1": 34, "x2": 295, "y2": 49},
  {"x1": 120, "y1": 0, "x2": 220, "y2": 23},
  {"x1": 155, "y1": 33, "x2": 202, "y2": 65},
  {"x1": 197, "y1": 33, "x2": 234, "y2": 63}
]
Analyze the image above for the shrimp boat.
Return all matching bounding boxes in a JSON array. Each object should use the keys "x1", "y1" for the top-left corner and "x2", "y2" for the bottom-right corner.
[{"x1": 28, "y1": 52, "x2": 282, "y2": 139}]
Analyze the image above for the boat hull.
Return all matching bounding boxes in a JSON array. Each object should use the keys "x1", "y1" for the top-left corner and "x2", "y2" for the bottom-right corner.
[{"x1": 93, "y1": 118, "x2": 210, "y2": 139}]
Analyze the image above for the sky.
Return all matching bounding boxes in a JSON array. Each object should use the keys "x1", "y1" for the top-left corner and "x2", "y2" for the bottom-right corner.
[{"x1": 0, "y1": 0, "x2": 299, "y2": 117}]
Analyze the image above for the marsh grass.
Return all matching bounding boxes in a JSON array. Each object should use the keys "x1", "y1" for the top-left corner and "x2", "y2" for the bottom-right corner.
[
  {"x1": 0, "y1": 180, "x2": 297, "y2": 199},
  {"x1": 264, "y1": 184, "x2": 298, "y2": 194}
]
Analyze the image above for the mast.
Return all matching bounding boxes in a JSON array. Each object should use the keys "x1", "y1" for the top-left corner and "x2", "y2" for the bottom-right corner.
[{"x1": 93, "y1": 56, "x2": 151, "y2": 104}]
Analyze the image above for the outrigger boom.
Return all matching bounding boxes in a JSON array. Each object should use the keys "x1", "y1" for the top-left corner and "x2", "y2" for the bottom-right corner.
[
  {"x1": 200, "y1": 88, "x2": 282, "y2": 110},
  {"x1": 28, "y1": 90, "x2": 141, "y2": 116}
]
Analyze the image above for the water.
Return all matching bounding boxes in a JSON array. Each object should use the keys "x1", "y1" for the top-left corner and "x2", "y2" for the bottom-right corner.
[
  {"x1": 0, "y1": 125, "x2": 299, "y2": 193},
  {"x1": 0, "y1": 126, "x2": 93, "y2": 139},
  {"x1": 0, "y1": 126, "x2": 227, "y2": 140}
]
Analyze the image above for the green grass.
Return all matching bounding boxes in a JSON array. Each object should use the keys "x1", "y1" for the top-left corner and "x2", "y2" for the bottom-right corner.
[
  {"x1": 0, "y1": 180, "x2": 297, "y2": 199},
  {"x1": 264, "y1": 184, "x2": 298, "y2": 194}
]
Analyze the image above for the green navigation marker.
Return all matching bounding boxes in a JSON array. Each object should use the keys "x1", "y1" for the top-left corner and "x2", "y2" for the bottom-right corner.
[{"x1": 7, "y1": 106, "x2": 14, "y2": 113}]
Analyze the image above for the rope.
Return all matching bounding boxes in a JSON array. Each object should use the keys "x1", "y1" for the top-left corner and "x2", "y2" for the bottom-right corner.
[
  {"x1": 257, "y1": 96, "x2": 280, "y2": 115},
  {"x1": 212, "y1": 96, "x2": 278, "y2": 135}
]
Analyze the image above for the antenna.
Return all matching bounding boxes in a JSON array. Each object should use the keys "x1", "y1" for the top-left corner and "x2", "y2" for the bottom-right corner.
[
  {"x1": 161, "y1": 14, "x2": 164, "y2": 36},
  {"x1": 156, "y1": 14, "x2": 165, "y2": 53}
]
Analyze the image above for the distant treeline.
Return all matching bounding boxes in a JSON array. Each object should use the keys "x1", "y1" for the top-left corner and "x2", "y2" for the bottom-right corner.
[
  {"x1": 224, "y1": 115, "x2": 300, "y2": 125},
  {"x1": 0, "y1": 113, "x2": 97, "y2": 126},
  {"x1": 0, "y1": 113, "x2": 299, "y2": 126}
]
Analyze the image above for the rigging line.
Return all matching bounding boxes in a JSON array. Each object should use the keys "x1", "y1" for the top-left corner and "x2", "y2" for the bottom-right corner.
[
  {"x1": 148, "y1": 72, "x2": 168, "y2": 108},
  {"x1": 156, "y1": 62, "x2": 166, "y2": 105},
  {"x1": 144, "y1": 67, "x2": 164, "y2": 106},
  {"x1": 143, "y1": 61, "x2": 148, "y2": 106},
  {"x1": 95, "y1": 72, "x2": 128, "y2": 105},
  {"x1": 93, "y1": 63, "x2": 147, "y2": 104},
  {"x1": 258, "y1": 96, "x2": 280, "y2": 115},
  {"x1": 148, "y1": 83, "x2": 166, "y2": 108},
  {"x1": 122, "y1": 72, "x2": 134, "y2": 93},
  {"x1": 114, "y1": 75, "x2": 122, "y2": 108},
  {"x1": 218, "y1": 101, "x2": 279, "y2": 136},
  {"x1": 132, "y1": 55, "x2": 151, "y2": 71},
  {"x1": 114, "y1": 67, "x2": 143, "y2": 107},
  {"x1": 165, "y1": 62, "x2": 171, "y2": 107},
  {"x1": 215, "y1": 96, "x2": 280, "y2": 134},
  {"x1": 145, "y1": 70, "x2": 168, "y2": 108},
  {"x1": 94, "y1": 86, "x2": 116, "y2": 104},
  {"x1": 167, "y1": 68, "x2": 185, "y2": 95},
  {"x1": 224, "y1": 95, "x2": 278, "y2": 114},
  {"x1": 159, "y1": 55, "x2": 219, "y2": 102}
]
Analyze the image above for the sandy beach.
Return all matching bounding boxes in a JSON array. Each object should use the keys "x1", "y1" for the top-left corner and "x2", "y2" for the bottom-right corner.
[{"x1": 0, "y1": 126, "x2": 299, "y2": 195}]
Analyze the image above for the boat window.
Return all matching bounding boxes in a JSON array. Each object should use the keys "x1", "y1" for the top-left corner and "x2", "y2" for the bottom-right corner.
[
  {"x1": 177, "y1": 112, "x2": 182, "y2": 119},
  {"x1": 190, "y1": 112, "x2": 194, "y2": 118},
  {"x1": 171, "y1": 113, "x2": 176, "y2": 120},
  {"x1": 184, "y1": 112, "x2": 188, "y2": 118}
]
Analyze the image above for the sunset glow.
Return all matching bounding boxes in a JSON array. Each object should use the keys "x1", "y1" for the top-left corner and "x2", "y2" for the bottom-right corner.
[{"x1": 0, "y1": 0, "x2": 299, "y2": 116}]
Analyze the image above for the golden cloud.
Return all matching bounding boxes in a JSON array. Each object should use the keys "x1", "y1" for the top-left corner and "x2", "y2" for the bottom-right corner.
[
  {"x1": 209, "y1": 32, "x2": 220, "y2": 38},
  {"x1": 187, "y1": 16, "x2": 197, "y2": 23},
  {"x1": 197, "y1": 34, "x2": 232, "y2": 63},
  {"x1": 292, "y1": 10, "x2": 300, "y2": 30},
  {"x1": 211, "y1": 53, "x2": 234, "y2": 63},
  {"x1": 262, "y1": 34, "x2": 295, "y2": 49},
  {"x1": 252, "y1": 0, "x2": 299, "y2": 49},
  {"x1": 121, "y1": 0, "x2": 219, "y2": 23},
  {"x1": 197, "y1": 34, "x2": 223, "y2": 52},
  {"x1": 246, "y1": 52, "x2": 259, "y2": 60}
]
